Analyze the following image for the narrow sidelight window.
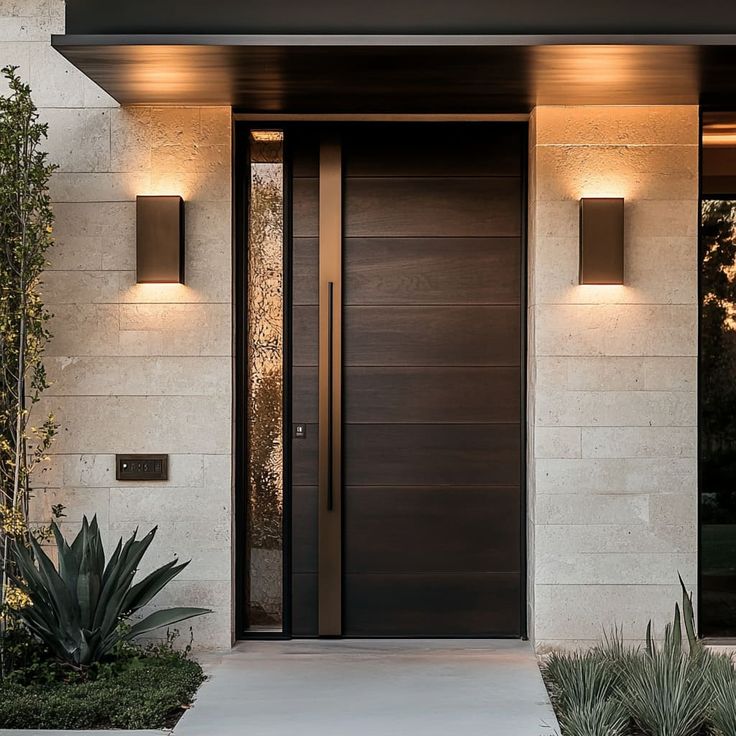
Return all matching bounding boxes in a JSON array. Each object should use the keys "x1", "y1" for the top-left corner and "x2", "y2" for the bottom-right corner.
[{"x1": 245, "y1": 130, "x2": 285, "y2": 632}]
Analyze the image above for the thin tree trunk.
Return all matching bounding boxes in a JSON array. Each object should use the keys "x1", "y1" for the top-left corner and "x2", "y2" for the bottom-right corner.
[{"x1": 10, "y1": 309, "x2": 25, "y2": 512}]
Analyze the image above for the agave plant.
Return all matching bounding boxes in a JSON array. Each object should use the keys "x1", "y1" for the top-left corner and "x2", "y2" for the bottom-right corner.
[
  {"x1": 645, "y1": 574, "x2": 700, "y2": 659},
  {"x1": 622, "y1": 644, "x2": 710, "y2": 736},
  {"x1": 709, "y1": 669, "x2": 736, "y2": 736},
  {"x1": 8, "y1": 516, "x2": 209, "y2": 669}
]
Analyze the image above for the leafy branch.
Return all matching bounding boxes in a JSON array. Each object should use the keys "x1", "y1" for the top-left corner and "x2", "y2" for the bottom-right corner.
[{"x1": 0, "y1": 65, "x2": 57, "y2": 671}]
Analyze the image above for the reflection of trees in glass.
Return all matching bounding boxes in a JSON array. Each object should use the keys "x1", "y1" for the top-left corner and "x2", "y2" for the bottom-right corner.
[
  {"x1": 701, "y1": 200, "x2": 736, "y2": 524},
  {"x1": 247, "y1": 154, "x2": 283, "y2": 626}
]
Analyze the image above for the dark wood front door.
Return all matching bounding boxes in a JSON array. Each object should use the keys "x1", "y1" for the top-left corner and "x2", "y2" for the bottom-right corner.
[{"x1": 291, "y1": 123, "x2": 525, "y2": 637}]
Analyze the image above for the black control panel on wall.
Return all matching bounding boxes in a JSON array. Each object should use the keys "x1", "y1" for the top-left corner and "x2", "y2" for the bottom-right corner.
[{"x1": 116, "y1": 454, "x2": 168, "y2": 481}]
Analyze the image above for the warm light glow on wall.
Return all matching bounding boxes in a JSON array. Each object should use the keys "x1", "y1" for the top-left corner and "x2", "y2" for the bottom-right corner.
[
  {"x1": 123, "y1": 282, "x2": 191, "y2": 303},
  {"x1": 124, "y1": 46, "x2": 230, "y2": 102},
  {"x1": 531, "y1": 45, "x2": 697, "y2": 106}
]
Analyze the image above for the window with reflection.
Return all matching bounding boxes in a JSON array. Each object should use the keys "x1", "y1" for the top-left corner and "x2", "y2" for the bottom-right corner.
[
  {"x1": 245, "y1": 130, "x2": 285, "y2": 631},
  {"x1": 701, "y1": 113, "x2": 736, "y2": 636}
]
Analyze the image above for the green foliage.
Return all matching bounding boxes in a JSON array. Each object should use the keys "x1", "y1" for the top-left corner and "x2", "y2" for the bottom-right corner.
[
  {"x1": 0, "y1": 64, "x2": 58, "y2": 671},
  {"x1": 544, "y1": 576, "x2": 736, "y2": 736},
  {"x1": 557, "y1": 697, "x2": 630, "y2": 736},
  {"x1": 0, "y1": 646, "x2": 205, "y2": 729},
  {"x1": 544, "y1": 651, "x2": 629, "y2": 736},
  {"x1": 710, "y1": 671, "x2": 736, "y2": 736},
  {"x1": 0, "y1": 64, "x2": 57, "y2": 522},
  {"x1": 0, "y1": 618, "x2": 50, "y2": 679},
  {"x1": 645, "y1": 576, "x2": 699, "y2": 659},
  {"x1": 9, "y1": 516, "x2": 210, "y2": 669},
  {"x1": 623, "y1": 643, "x2": 710, "y2": 736}
]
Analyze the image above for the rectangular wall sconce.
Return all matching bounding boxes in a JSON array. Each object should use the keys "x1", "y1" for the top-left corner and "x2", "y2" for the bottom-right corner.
[
  {"x1": 579, "y1": 198, "x2": 624, "y2": 285},
  {"x1": 136, "y1": 195, "x2": 185, "y2": 283}
]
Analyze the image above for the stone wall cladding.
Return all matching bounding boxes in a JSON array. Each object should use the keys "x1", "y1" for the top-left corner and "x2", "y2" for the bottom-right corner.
[
  {"x1": 529, "y1": 106, "x2": 699, "y2": 649},
  {"x1": 0, "y1": 3, "x2": 701, "y2": 651},
  {"x1": 1, "y1": 0, "x2": 233, "y2": 649}
]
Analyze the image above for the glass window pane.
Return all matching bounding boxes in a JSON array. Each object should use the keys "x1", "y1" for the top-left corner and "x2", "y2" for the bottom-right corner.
[
  {"x1": 701, "y1": 197, "x2": 736, "y2": 636},
  {"x1": 246, "y1": 130, "x2": 284, "y2": 632}
]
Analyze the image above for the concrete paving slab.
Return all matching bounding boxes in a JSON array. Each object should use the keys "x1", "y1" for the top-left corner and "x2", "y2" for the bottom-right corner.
[{"x1": 175, "y1": 640, "x2": 560, "y2": 736}]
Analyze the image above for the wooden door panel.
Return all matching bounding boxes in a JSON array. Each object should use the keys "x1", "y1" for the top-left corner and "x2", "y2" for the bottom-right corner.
[
  {"x1": 344, "y1": 486, "x2": 521, "y2": 574},
  {"x1": 344, "y1": 178, "x2": 521, "y2": 237},
  {"x1": 344, "y1": 306, "x2": 521, "y2": 367},
  {"x1": 343, "y1": 366, "x2": 520, "y2": 423},
  {"x1": 343, "y1": 573, "x2": 521, "y2": 637},
  {"x1": 344, "y1": 424, "x2": 521, "y2": 486},
  {"x1": 343, "y1": 237, "x2": 521, "y2": 305},
  {"x1": 342, "y1": 125, "x2": 523, "y2": 177}
]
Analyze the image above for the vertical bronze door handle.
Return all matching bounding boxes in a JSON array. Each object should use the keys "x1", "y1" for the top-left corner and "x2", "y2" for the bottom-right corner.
[{"x1": 318, "y1": 138, "x2": 342, "y2": 637}]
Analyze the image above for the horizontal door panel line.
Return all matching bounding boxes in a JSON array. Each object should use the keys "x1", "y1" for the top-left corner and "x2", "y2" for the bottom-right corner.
[
  {"x1": 339, "y1": 361, "x2": 523, "y2": 366},
  {"x1": 341, "y1": 422, "x2": 522, "y2": 426},
  {"x1": 341, "y1": 421, "x2": 522, "y2": 427},
  {"x1": 344, "y1": 569, "x2": 522, "y2": 575},
  {"x1": 343, "y1": 485, "x2": 520, "y2": 489},
  {"x1": 341, "y1": 305, "x2": 520, "y2": 308},
  {"x1": 342, "y1": 485, "x2": 521, "y2": 489},
  {"x1": 340, "y1": 363, "x2": 524, "y2": 370},
  {"x1": 339, "y1": 301, "x2": 521, "y2": 307},
  {"x1": 295, "y1": 306, "x2": 522, "y2": 310},
  {"x1": 294, "y1": 302, "x2": 522, "y2": 307},
  {"x1": 344, "y1": 572, "x2": 522, "y2": 578},
  {"x1": 343, "y1": 175, "x2": 521, "y2": 182},
  {"x1": 342, "y1": 174, "x2": 522, "y2": 180},
  {"x1": 340, "y1": 305, "x2": 520, "y2": 310},
  {"x1": 336, "y1": 235, "x2": 522, "y2": 240},
  {"x1": 297, "y1": 234, "x2": 521, "y2": 238},
  {"x1": 340, "y1": 235, "x2": 521, "y2": 240}
]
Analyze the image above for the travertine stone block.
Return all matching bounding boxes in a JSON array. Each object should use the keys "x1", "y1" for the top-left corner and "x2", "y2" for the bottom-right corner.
[
  {"x1": 536, "y1": 493, "x2": 649, "y2": 526},
  {"x1": 581, "y1": 426, "x2": 697, "y2": 459},
  {"x1": 536, "y1": 553, "x2": 696, "y2": 586},
  {"x1": 535, "y1": 458, "x2": 695, "y2": 495},
  {"x1": 40, "y1": 108, "x2": 111, "y2": 172},
  {"x1": 534, "y1": 427, "x2": 582, "y2": 459},
  {"x1": 38, "y1": 395, "x2": 231, "y2": 455},
  {"x1": 534, "y1": 584, "x2": 695, "y2": 641},
  {"x1": 534, "y1": 304, "x2": 697, "y2": 357},
  {"x1": 45, "y1": 356, "x2": 231, "y2": 397},
  {"x1": 535, "y1": 106, "x2": 699, "y2": 146}
]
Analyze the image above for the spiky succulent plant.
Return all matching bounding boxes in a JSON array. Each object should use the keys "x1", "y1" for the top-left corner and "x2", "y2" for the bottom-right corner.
[{"x1": 9, "y1": 516, "x2": 209, "y2": 669}]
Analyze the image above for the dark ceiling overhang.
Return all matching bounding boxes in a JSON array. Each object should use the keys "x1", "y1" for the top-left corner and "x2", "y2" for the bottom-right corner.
[{"x1": 51, "y1": 34, "x2": 736, "y2": 112}]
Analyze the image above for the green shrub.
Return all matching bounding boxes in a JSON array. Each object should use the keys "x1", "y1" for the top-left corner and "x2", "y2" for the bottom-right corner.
[
  {"x1": 543, "y1": 650, "x2": 629, "y2": 736},
  {"x1": 0, "y1": 648, "x2": 204, "y2": 729},
  {"x1": 543, "y1": 576, "x2": 736, "y2": 736},
  {"x1": 622, "y1": 644, "x2": 710, "y2": 736},
  {"x1": 10, "y1": 516, "x2": 209, "y2": 669},
  {"x1": 558, "y1": 698, "x2": 630, "y2": 736},
  {"x1": 710, "y1": 674, "x2": 736, "y2": 736}
]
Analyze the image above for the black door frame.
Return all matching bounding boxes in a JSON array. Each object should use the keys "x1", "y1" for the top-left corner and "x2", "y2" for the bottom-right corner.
[{"x1": 234, "y1": 119, "x2": 529, "y2": 640}]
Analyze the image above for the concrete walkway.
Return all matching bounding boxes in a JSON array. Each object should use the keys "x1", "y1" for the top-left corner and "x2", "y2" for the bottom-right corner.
[{"x1": 175, "y1": 640, "x2": 560, "y2": 736}]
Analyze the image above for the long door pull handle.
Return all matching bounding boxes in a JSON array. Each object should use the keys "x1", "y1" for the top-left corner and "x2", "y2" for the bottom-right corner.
[{"x1": 327, "y1": 280, "x2": 334, "y2": 512}]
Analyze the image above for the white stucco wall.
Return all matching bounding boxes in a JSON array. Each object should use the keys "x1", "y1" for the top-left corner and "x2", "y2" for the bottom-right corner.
[
  {"x1": 2, "y1": 0, "x2": 234, "y2": 649},
  {"x1": 528, "y1": 106, "x2": 699, "y2": 649}
]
